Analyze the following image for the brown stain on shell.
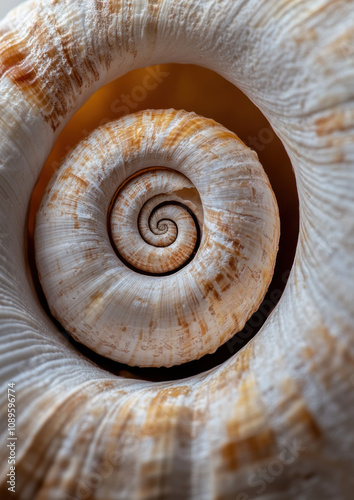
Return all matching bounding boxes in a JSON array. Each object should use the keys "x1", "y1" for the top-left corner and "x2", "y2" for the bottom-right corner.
[
  {"x1": 89, "y1": 290, "x2": 104, "y2": 307},
  {"x1": 8, "y1": 380, "x2": 119, "y2": 497},
  {"x1": 280, "y1": 377, "x2": 322, "y2": 443},
  {"x1": 0, "y1": 0, "x2": 136, "y2": 131},
  {"x1": 0, "y1": 20, "x2": 83, "y2": 131},
  {"x1": 47, "y1": 166, "x2": 89, "y2": 219},
  {"x1": 221, "y1": 428, "x2": 275, "y2": 472},
  {"x1": 161, "y1": 113, "x2": 216, "y2": 151},
  {"x1": 142, "y1": 386, "x2": 192, "y2": 437},
  {"x1": 144, "y1": 0, "x2": 163, "y2": 46},
  {"x1": 315, "y1": 110, "x2": 353, "y2": 137},
  {"x1": 220, "y1": 376, "x2": 277, "y2": 471},
  {"x1": 303, "y1": 324, "x2": 354, "y2": 390},
  {"x1": 119, "y1": 113, "x2": 145, "y2": 153},
  {"x1": 59, "y1": 166, "x2": 89, "y2": 189},
  {"x1": 208, "y1": 343, "x2": 253, "y2": 395},
  {"x1": 138, "y1": 386, "x2": 194, "y2": 498},
  {"x1": 294, "y1": 27, "x2": 318, "y2": 45}
]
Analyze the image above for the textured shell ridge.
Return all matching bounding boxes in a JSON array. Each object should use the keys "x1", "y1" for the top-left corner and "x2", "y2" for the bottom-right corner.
[{"x1": 0, "y1": 0, "x2": 353, "y2": 499}]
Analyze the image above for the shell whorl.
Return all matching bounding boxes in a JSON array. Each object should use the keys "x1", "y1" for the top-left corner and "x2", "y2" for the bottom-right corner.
[
  {"x1": 111, "y1": 169, "x2": 202, "y2": 274},
  {"x1": 0, "y1": 0, "x2": 354, "y2": 499},
  {"x1": 35, "y1": 109, "x2": 279, "y2": 367}
]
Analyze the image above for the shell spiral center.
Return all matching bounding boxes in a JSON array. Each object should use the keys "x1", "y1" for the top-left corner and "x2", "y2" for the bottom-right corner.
[{"x1": 109, "y1": 168, "x2": 202, "y2": 275}]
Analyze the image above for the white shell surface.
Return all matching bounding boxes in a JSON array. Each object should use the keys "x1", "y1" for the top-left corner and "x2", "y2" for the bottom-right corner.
[{"x1": 0, "y1": 0, "x2": 353, "y2": 499}]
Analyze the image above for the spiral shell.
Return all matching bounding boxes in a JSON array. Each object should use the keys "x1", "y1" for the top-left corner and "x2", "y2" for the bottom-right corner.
[
  {"x1": 111, "y1": 169, "x2": 202, "y2": 275},
  {"x1": 0, "y1": 0, "x2": 353, "y2": 499},
  {"x1": 35, "y1": 109, "x2": 279, "y2": 367}
]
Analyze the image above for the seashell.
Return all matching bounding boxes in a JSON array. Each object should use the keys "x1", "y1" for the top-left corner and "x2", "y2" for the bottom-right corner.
[
  {"x1": 0, "y1": 0, "x2": 353, "y2": 499},
  {"x1": 35, "y1": 109, "x2": 279, "y2": 368}
]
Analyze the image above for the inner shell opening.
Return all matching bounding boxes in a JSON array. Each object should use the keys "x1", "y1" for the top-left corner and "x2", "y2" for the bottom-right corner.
[{"x1": 27, "y1": 63, "x2": 299, "y2": 381}]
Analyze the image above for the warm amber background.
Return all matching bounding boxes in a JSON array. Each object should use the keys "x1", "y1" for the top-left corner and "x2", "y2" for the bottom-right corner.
[{"x1": 29, "y1": 64, "x2": 299, "y2": 378}]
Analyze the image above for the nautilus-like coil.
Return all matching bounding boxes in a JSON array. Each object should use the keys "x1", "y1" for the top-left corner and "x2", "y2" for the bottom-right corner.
[
  {"x1": 0, "y1": 0, "x2": 353, "y2": 499},
  {"x1": 35, "y1": 109, "x2": 279, "y2": 367}
]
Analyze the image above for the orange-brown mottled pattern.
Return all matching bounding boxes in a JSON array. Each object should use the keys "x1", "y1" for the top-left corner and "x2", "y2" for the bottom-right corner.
[
  {"x1": 0, "y1": 380, "x2": 119, "y2": 498},
  {"x1": 161, "y1": 113, "x2": 234, "y2": 152},
  {"x1": 144, "y1": 0, "x2": 163, "y2": 49},
  {"x1": 220, "y1": 377, "x2": 277, "y2": 472},
  {"x1": 41, "y1": 391, "x2": 137, "y2": 499},
  {"x1": 142, "y1": 386, "x2": 192, "y2": 436},
  {"x1": 303, "y1": 324, "x2": 354, "y2": 391},
  {"x1": 315, "y1": 110, "x2": 354, "y2": 137},
  {"x1": 139, "y1": 385, "x2": 193, "y2": 499},
  {"x1": 46, "y1": 166, "x2": 89, "y2": 232},
  {"x1": 0, "y1": 18, "x2": 83, "y2": 131},
  {"x1": 1, "y1": 25, "x2": 80, "y2": 130},
  {"x1": 279, "y1": 377, "x2": 322, "y2": 443},
  {"x1": 0, "y1": 0, "x2": 143, "y2": 131}
]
